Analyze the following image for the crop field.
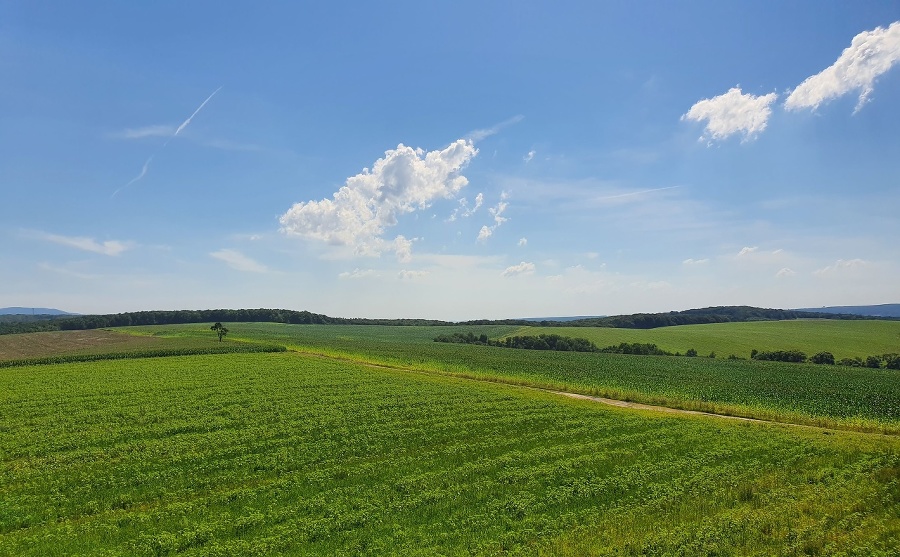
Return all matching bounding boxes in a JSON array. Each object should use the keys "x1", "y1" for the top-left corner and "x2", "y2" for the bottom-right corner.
[
  {"x1": 124, "y1": 323, "x2": 900, "y2": 432},
  {"x1": 512, "y1": 319, "x2": 900, "y2": 360},
  {"x1": 0, "y1": 329, "x2": 171, "y2": 360},
  {"x1": 2, "y1": 351, "x2": 898, "y2": 555}
]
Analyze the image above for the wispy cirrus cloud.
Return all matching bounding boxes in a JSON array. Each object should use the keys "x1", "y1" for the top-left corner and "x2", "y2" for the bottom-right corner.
[
  {"x1": 280, "y1": 139, "x2": 478, "y2": 260},
  {"x1": 29, "y1": 230, "x2": 134, "y2": 256},
  {"x1": 785, "y1": 21, "x2": 900, "y2": 112},
  {"x1": 502, "y1": 261, "x2": 535, "y2": 277},
  {"x1": 338, "y1": 268, "x2": 378, "y2": 279},
  {"x1": 210, "y1": 249, "x2": 268, "y2": 273},
  {"x1": 466, "y1": 115, "x2": 524, "y2": 142},
  {"x1": 682, "y1": 87, "x2": 777, "y2": 142},
  {"x1": 115, "y1": 125, "x2": 176, "y2": 139},
  {"x1": 813, "y1": 258, "x2": 868, "y2": 276}
]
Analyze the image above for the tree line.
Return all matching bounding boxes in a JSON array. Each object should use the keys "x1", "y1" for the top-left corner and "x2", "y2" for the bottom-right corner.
[
  {"x1": 433, "y1": 333, "x2": 900, "y2": 370},
  {"x1": 1, "y1": 304, "x2": 896, "y2": 336},
  {"x1": 751, "y1": 349, "x2": 900, "y2": 369}
]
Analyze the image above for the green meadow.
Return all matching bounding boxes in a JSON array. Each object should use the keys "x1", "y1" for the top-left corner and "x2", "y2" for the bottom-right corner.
[
  {"x1": 511, "y1": 319, "x2": 900, "y2": 360},
  {"x1": 2, "y1": 351, "x2": 898, "y2": 555}
]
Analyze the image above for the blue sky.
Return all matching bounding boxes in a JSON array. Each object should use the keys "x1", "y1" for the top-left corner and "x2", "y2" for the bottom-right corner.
[{"x1": 2, "y1": 1, "x2": 899, "y2": 319}]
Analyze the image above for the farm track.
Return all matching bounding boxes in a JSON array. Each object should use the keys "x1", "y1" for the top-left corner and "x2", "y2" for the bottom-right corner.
[{"x1": 289, "y1": 348, "x2": 858, "y2": 433}]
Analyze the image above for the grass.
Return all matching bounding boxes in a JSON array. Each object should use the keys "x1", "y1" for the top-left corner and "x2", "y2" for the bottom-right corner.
[
  {"x1": 511, "y1": 319, "x2": 900, "y2": 360},
  {"x1": 2, "y1": 352, "x2": 898, "y2": 555},
  {"x1": 121, "y1": 323, "x2": 900, "y2": 433}
]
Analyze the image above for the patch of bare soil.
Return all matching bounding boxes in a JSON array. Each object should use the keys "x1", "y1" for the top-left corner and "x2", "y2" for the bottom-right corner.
[{"x1": 0, "y1": 330, "x2": 163, "y2": 360}]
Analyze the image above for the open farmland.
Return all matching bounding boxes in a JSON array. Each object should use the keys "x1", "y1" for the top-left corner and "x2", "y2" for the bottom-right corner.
[
  {"x1": 2, "y1": 351, "x2": 898, "y2": 555},
  {"x1": 511, "y1": 319, "x2": 900, "y2": 361},
  {"x1": 0, "y1": 329, "x2": 169, "y2": 360},
  {"x1": 124, "y1": 323, "x2": 900, "y2": 432}
]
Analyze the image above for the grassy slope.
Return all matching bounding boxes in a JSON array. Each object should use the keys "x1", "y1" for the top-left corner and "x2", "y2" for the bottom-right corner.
[
  {"x1": 1, "y1": 352, "x2": 898, "y2": 555},
  {"x1": 511, "y1": 319, "x2": 900, "y2": 360}
]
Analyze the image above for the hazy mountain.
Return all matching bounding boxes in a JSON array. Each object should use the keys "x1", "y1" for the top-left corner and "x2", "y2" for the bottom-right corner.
[{"x1": 0, "y1": 307, "x2": 76, "y2": 316}]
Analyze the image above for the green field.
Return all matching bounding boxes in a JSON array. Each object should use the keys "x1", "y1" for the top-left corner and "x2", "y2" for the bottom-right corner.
[
  {"x1": 511, "y1": 319, "x2": 900, "y2": 360},
  {"x1": 122, "y1": 323, "x2": 900, "y2": 432},
  {"x1": 2, "y1": 351, "x2": 898, "y2": 555}
]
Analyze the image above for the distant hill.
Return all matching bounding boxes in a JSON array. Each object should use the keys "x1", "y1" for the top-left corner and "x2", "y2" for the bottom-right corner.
[
  {"x1": 796, "y1": 304, "x2": 900, "y2": 318},
  {"x1": 518, "y1": 315, "x2": 606, "y2": 322},
  {"x1": 0, "y1": 307, "x2": 75, "y2": 316}
]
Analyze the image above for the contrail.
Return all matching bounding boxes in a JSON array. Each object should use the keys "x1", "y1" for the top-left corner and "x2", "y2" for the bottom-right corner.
[
  {"x1": 112, "y1": 155, "x2": 154, "y2": 198},
  {"x1": 172, "y1": 86, "x2": 222, "y2": 139},
  {"x1": 113, "y1": 86, "x2": 222, "y2": 198},
  {"x1": 596, "y1": 185, "x2": 680, "y2": 201}
]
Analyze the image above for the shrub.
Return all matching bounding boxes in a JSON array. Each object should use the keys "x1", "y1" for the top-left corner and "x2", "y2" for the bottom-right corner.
[{"x1": 810, "y1": 352, "x2": 835, "y2": 365}]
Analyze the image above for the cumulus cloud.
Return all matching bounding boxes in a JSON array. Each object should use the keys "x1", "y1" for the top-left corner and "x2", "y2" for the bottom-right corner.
[
  {"x1": 476, "y1": 193, "x2": 510, "y2": 243},
  {"x1": 737, "y1": 246, "x2": 759, "y2": 257},
  {"x1": 210, "y1": 249, "x2": 268, "y2": 273},
  {"x1": 280, "y1": 140, "x2": 478, "y2": 260},
  {"x1": 32, "y1": 231, "x2": 134, "y2": 256},
  {"x1": 518, "y1": 237, "x2": 528, "y2": 247},
  {"x1": 524, "y1": 149, "x2": 536, "y2": 163},
  {"x1": 682, "y1": 87, "x2": 777, "y2": 142},
  {"x1": 814, "y1": 258, "x2": 868, "y2": 276},
  {"x1": 502, "y1": 261, "x2": 535, "y2": 277},
  {"x1": 338, "y1": 268, "x2": 378, "y2": 279},
  {"x1": 785, "y1": 22, "x2": 900, "y2": 112},
  {"x1": 776, "y1": 267, "x2": 796, "y2": 278}
]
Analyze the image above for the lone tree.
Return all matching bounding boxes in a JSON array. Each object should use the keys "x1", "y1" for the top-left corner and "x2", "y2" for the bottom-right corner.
[{"x1": 211, "y1": 322, "x2": 228, "y2": 342}]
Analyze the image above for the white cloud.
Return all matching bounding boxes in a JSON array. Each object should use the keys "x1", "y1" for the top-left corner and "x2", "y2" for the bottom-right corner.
[
  {"x1": 477, "y1": 195, "x2": 510, "y2": 242},
  {"x1": 280, "y1": 139, "x2": 478, "y2": 259},
  {"x1": 398, "y1": 269, "x2": 429, "y2": 280},
  {"x1": 682, "y1": 87, "x2": 777, "y2": 142},
  {"x1": 32, "y1": 231, "x2": 134, "y2": 256},
  {"x1": 448, "y1": 192, "x2": 484, "y2": 221},
  {"x1": 785, "y1": 22, "x2": 900, "y2": 112},
  {"x1": 115, "y1": 125, "x2": 176, "y2": 139},
  {"x1": 524, "y1": 149, "x2": 536, "y2": 163},
  {"x1": 683, "y1": 258, "x2": 709, "y2": 265},
  {"x1": 502, "y1": 261, "x2": 535, "y2": 277},
  {"x1": 518, "y1": 237, "x2": 528, "y2": 247},
  {"x1": 813, "y1": 258, "x2": 868, "y2": 276},
  {"x1": 466, "y1": 115, "x2": 524, "y2": 142},
  {"x1": 393, "y1": 235, "x2": 414, "y2": 263},
  {"x1": 338, "y1": 268, "x2": 378, "y2": 279},
  {"x1": 737, "y1": 246, "x2": 759, "y2": 257},
  {"x1": 776, "y1": 267, "x2": 796, "y2": 278},
  {"x1": 210, "y1": 249, "x2": 268, "y2": 273}
]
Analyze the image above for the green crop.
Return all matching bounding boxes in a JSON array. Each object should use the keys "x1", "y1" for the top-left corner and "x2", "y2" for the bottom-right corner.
[
  {"x1": 2, "y1": 352, "x2": 898, "y2": 555},
  {"x1": 123, "y1": 323, "x2": 900, "y2": 432}
]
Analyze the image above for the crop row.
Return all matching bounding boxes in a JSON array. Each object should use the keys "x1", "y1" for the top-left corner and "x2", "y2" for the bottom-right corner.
[
  {"x1": 0, "y1": 342, "x2": 286, "y2": 368},
  {"x1": 2, "y1": 352, "x2": 898, "y2": 555},
  {"x1": 120, "y1": 323, "x2": 900, "y2": 430}
]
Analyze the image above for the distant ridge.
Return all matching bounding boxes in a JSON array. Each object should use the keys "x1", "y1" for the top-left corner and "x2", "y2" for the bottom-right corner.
[
  {"x1": 795, "y1": 304, "x2": 900, "y2": 318},
  {"x1": 0, "y1": 307, "x2": 76, "y2": 316},
  {"x1": 518, "y1": 315, "x2": 606, "y2": 322}
]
